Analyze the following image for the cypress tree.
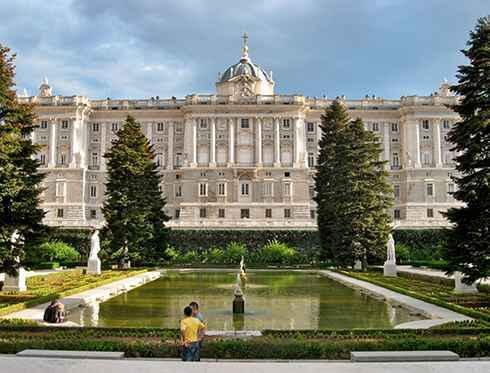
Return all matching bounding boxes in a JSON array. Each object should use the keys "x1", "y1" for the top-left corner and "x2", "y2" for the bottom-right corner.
[
  {"x1": 102, "y1": 115, "x2": 170, "y2": 265},
  {"x1": 314, "y1": 101, "x2": 393, "y2": 267},
  {"x1": 443, "y1": 16, "x2": 490, "y2": 283},
  {"x1": 0, "y1": 44, "x2": 47, "y2": 276}
]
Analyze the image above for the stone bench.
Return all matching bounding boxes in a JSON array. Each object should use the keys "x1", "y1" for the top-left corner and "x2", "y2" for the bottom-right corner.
[
  {"x1": 351, "y1": 351, "x2": 459, "y2": 362},
  {"x1": 16, "y1": 349, "x2": 125, "y2": 360}
]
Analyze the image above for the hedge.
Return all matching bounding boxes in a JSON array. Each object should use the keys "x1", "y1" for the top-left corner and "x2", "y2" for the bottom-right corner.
[
  {"x1": 49, "y1": 228, "x2": 448, "y2": 257},
  {"x1": 0, "y1": 325, "x2": 488, "y2": 358}
]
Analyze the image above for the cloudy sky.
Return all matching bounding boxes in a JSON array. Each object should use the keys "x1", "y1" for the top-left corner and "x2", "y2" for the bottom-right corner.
[{"x1": 1, "y1": 0, "x2": 488, "y2": 99}]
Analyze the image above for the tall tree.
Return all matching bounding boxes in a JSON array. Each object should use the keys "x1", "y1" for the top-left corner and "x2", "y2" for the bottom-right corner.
[
  {"x1": 102, "y1": 115, "x2": 170, "y2": 265},
  {"x1": 314, "y1": 101, "x2": 393, "y2": 267},
  {"x1": 444, "y1": 16, "x2": 490, "y2": 283},
  {"x1": 0, "y1": 44, "x2": 47, "y2": 276}
]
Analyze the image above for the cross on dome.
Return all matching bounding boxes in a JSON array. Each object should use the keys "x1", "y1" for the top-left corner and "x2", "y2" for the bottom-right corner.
[{"x1": 241, "y1": 32, "x2": 249, "y2": 61}]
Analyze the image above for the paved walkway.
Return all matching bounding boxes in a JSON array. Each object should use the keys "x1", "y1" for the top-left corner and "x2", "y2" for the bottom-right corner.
[
  {"x1": 2, "y1": 271, "x2": 161, "y2": 322},
  {"x1": 397, "y1": 266, "x2": 490, "y2": 285},
  {"x1": 320, "y1": 271, "x2": 472, "y2": 328},
  {"x1": 0, "y1": 356, "x2": 489, "y2": 373}
]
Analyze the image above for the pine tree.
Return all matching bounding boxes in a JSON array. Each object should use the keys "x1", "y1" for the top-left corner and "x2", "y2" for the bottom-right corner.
[
  {"x1": 314, "y1": 101, "x2": 393, "y2": 267},
  {"x1": 443, "y1": 16, "x2": 490, "y2": 283},
  {"x1": 102, "y1": 115, "x2": 170, "y2": 265},
  {"x1": 0, "y1": 44, "x2": 47, "y2": 276}
]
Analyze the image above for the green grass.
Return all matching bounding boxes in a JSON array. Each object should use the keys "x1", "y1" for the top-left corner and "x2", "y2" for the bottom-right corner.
[
  {"x1": 0, "y1": 269, "x2": 147, "y2": 317},
  {"x1": 341, "y1": 270, "x2": 490, "y2": 322}
]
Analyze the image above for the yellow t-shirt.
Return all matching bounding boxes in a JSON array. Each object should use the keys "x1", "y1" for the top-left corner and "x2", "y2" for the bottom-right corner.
[{"x1": 180, "y1": 317, "x2": 205, "y2": 343}]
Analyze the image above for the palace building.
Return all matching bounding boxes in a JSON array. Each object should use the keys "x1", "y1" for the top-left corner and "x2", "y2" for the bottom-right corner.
[{"x1": 19, "y1": 35, "x2": 462, "y2": 230}]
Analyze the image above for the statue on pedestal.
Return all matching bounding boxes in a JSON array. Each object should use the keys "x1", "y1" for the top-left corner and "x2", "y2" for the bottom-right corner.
[
  {"x1": 3, "y1": 230, "x2": 27, "y2": 292},
  {"x1": 87, "y1": 229, "x2": 101, "y2": 275},
  {"x1": 383, "y1": 233, "x2": 397, "y2": 277}
]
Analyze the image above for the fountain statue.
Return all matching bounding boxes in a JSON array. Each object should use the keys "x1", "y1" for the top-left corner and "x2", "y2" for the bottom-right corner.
[
  {"x1": 383, "y1": 233, "x2": 397, "y2": 277},
  {"x1": 87, "y1": 229, "x2": 101, "y2": 275},
  {"x1": 3, "y1": 230, "x2": 27, "y2": 292},
  {"x1": 233, "y1": 257, "x2": 246, "y2": 314}
]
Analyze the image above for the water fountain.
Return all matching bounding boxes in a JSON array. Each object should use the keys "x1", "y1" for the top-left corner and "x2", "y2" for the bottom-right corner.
[{"x1": 232, "y1": 256, "x2": 246, "y2": 314}]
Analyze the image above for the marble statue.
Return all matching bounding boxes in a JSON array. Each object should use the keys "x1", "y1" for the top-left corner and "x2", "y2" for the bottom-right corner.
[
  {"x1": 453, "y1": 271, "x2": 478, "y2": 294},
  {"x1": 3, "y1": 230, "x2": 27, "y2": 292},
  {"x1": 87, "y1": 229, "x2": 101, "y2": 275},
  {"x1": 383, "y1": 233, "x2": 397, "y2": 277}
]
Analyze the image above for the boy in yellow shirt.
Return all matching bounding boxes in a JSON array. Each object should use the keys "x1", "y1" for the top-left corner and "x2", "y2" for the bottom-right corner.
[{"x1": 180, "y1": 306, "x2": 206, "y2": 361}]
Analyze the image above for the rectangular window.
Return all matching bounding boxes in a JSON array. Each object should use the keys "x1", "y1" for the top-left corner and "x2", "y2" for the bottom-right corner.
[
  {"x1": 199, "y1": 119, "x2": 207, "y2": 129},
  {"x1": 199, "y1": 208, "x2": 207, "y2": 218},
  {"x1": 442, "y1": 120, "x2": 450, "y2": 129},
  {"x1": 241, "y1": 183, "x2": 249, "y2": 195},
  {"x1": 56, "y1": 182, "x2": 65, "y2": 197},
  {"x1": 427, "y1": 183, "x2": 434, "y2": 197},
  {"x1": 60, "y1": 154, "x2": 66, "y2": 165},
  {"x1": 392, "y1": 152, "x2": 400, "y2": 168},
  {"x1": 92, "y1": 153, "x2": 99, "y2": 167},
  {"x1": 157, "y1": 122, "x2": 164, "y2": 131},
  {"x1": 283, "y1": 182, "x2": 291, "y2": 197},
  {"x1": 422, "y1": 151, "x2": 431, "y2": 165},
  {"x1": 394, "y1": 209, "x2": 401, "y2": 220},
  {"x1": 448, "y1": 183, "x2": 455, "y2": 195},
  {"x1": 199, "y1": 183, "x2": 207, "y2": 196},
  {"x1": 263, "y1": 182, "x2": 273, "y2": 197},
  {"x1": 394, "y1": 184, "x2": 400, "y2": 199},
  {"x1": 391, "y1": 122, "x2": 399, "y2": 132},
  {"x1": 175, "y1": 209, "x2": 180, "y2": 219},
  {"x1": 284, "y1": 208, "x2": 291, "y2": 218},
  {"x1": 92, "y1": 123, "x2": 99, "y2": 132},
  {"x1": 39, "y1": 154, "x2": 46, "y2": 165},
  {"x1": 307, "y1": 122, "x2": 315, "y2": 132},
  {"x1": 57, "y1": 208, "x2": 64, "y2": 218},
  {"x1": 310, "y1": 209, "x2": 316, "y2": 219},
  {"x1": 240, "y1": 118, "x2": 249, "y2": 129},
  {"x1": 175, "y1": 184, "x2": 182, "y2": 197},
  {"x1": 372, "y1": 122, "x2": 379, "y2": 131},
  {"x1": 427, "y1": 208, "x2": 434, "y2": 218},
  {"x1": 61, "y1": 120, "x2": 69, "y2": 129},
  {"x1": 283, "y1": 119, "x2": 290, "y2": 129},
  {"x1": 176, "y1": 153, "x2": 183, "y2": 167},
  {"x1": 308, "y1": 152, "x2": 315, "y2": 168},
  {"x1": 112, "y1": 122, "x2": 119, "y2": 132},
  {"x1": 241, "y1": 209, "x2": 250, "y2": 219},
  {"x1": 422, "y1": 119, "x2": 430, "y2": 130},
  {"x1": 156, "y1": 153, "x2": 164, "y2": 167},
  {"x1": 90, "y1": 209, "x2": 97, "y2": 219},
  {"x1": 217, "y1": 182, "x2": 226, "y2": 196},
  {"x1": 265, "y1": 208, "x2": 272, "y2": 218},
  {"x1": 284, "y1": 171, "x2": 290, "y2": 177},
  {"x1": 40, "y1": 120, "x2": 48, "y2": 129},
  {"x1": 90, "y1": 185, "x2": 97, "y2": 198},
  {"x1": 218, "y1": 208, "x2": 225, "y2": 218}
]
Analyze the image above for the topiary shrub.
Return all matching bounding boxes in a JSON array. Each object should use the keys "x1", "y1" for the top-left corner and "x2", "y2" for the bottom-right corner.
[
  {"x1": 258, "y1": 240, "x2": 300, "y2": 265},
  {"x1": 34, "y1": 241, "x2": 80, "y2": 263}
]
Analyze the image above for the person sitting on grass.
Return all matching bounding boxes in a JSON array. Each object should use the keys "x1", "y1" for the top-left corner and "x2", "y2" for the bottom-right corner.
[{"x1": 180, "y1": 305, "x2": 206, "y2": 361}]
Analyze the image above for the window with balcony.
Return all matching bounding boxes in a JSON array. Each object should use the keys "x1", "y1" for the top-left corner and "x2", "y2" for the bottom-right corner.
[
  {"x1": 371, "y1": 122, "x2": 379, "y2": 131},
  {"x1": 61, "y1": 120, "x2": 69, "y2": 129},
  {"x1": 283, "y1": 119, "x2": 290, "y2": 129},
  {"x1": 241, "y1": 182, "x2": 249, "y2": 195},
  {"x1": 199, "y1": 119, "x2": 207, "y2": 129},
  {"x1": 392, "y1": 152, "x2": 400, "y2": 168},
  {"x1": 92, "y1": 123, "x2": 99, "y2": 132},
  {"x1": 263, "y1": 182, "x2": 273, "y2": 197},
  {"x1": 307, "y1": 122, "x2": 315, "y2": 132},
  {"x1": 442, "y1": 120, "x2": 450, "y2": 130},
  {"x1": 391, "y1": 122, "x2": 399, "y2": 132},
  {"x1": 157, "y1": 122, "x2": 164, "y2": 131},
  {"x1": 308, "y1": 153, "x2": 315, "y2": 168},
  {"x1": 40, "y1": 120, "x2": 48, "y2": 129},
  {"x1": 283, "y1": 182, "x2": 291, "y2": 197},
  {"x1": 92, "y1": 153, "x2": 99, "y2": 168},
  {"x1": 175, "y1": 184, "x2": 182, "y2": 197},
  {"x1": 90, "y1": 185, "x2": 97, "y2": 198},
  {"x1": 112, "y1": 122, "x2": 119, "y2": 132},
  {"x1": 156, "y1": 153, "x2": 164, "y2": 167},
  {"x1": 217, "y1": 182, "x2": 226, "y2": 196},
  {"x1": 422, "y1": 151, "x2": 431, "y2": 165},
  {"x1": 199, "y1": 183, "x2": 207, "y2": 196},
  {"x1": 422, "y1": 120, "x2": 430, "y2": 130},
  {"x1": 394, "y1": 184, "x2": 400, "y2": 199},
  {"x1": 39, "y1": 154, "x2": 46, "y2": 166}
]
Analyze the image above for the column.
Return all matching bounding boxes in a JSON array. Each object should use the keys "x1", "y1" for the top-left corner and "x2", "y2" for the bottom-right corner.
[
  {"x1": 209, "y1": 117, "x2": 216, "y2": 167},
  {"x1": 274, "y1": 117, "x2": 281, "y2": 167},
  {"x1": 383, "y1": 122, "x2": 391, "y2": 170},
  {"x1": 404, "y1": 119, "x2": 420, "y2": 168},
  {"x1": 433, "y1": 120, "x2": 442, "y2": 167},
  {"x1": 228, "y1": 118, "x2": 235, "y2": 166},
  {"x1": 167, "y1": 121, "x2": 174, "y2": 170},
  {"x1": 48, "y1": 120, "x2": 57, "y2": 167},
  {"x1": 100, "y1": 122, "x2": 107, "y2": 171},
  {"x1": 255, "y1": 117, "x2": 262, "y2": 166},
  {"x1": 293, "y1": 117, "x2": 304, "y2": 168},
  {"x1": 191, "y1": 118, "x2": 197, "y2": 166},
  {"x1": 414, "y1": 121, "x2": 421, "y2": 168}
]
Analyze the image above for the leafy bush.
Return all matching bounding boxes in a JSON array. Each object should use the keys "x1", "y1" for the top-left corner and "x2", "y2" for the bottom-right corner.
[
  {"x1": 395, "y1": 243, "x2": 411, "y2": 264},
  {"x1": 29, "y1": 261, "x2": 60, "y2": 270},
  {"x1": 35, "y1": 241, "x2": 80, "y2": 262},
  {"x1": 203, "y1": 247, "x2": 225, "y2": 264},
  {"x1": 258, "y1": 240, "x2": 300, "y2": 265},
  {"x1": 222, "y1": 242, "x2": 247, "y2": 264}
]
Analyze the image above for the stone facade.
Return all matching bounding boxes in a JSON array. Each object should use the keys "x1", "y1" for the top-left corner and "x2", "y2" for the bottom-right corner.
[{"x1": 19, "y1": 39, "x2": 462, "y2": 230}]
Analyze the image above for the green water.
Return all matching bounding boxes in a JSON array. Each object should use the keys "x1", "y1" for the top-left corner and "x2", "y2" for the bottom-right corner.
[{"x1": 67, "y1": 270, "x2": 424, "y2": 330}]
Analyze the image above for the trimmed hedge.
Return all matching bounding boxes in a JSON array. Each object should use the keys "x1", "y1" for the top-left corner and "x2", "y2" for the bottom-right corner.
[{"x1": 0, "y1": 325, "x2": 488, "y2": 359}]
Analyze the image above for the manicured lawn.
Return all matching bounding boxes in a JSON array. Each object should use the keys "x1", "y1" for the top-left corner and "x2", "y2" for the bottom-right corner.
[
  {"x1": 0, "y1": 269, "x2": 146, "y2": 316},
  {"x1": 342, "y1": 270, "x2": 490, "y2": 321}
]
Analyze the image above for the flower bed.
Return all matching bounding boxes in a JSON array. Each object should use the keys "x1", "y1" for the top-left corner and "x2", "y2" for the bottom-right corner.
[{"x1": 0, "y1": 269, "x2": 147, "y2": 317}]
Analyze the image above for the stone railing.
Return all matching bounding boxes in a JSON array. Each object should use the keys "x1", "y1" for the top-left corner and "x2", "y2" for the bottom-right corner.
[{"x1": 400, "y1": 95, "x2": 459, "y2": 106}]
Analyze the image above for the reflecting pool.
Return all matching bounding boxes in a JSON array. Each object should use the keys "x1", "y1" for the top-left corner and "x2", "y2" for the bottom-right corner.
[{"x1": 67, "y1": 270, "x2": 425, "y2": 330}]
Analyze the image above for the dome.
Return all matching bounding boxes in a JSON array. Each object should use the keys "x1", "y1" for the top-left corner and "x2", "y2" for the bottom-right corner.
[{"x1": 219, "y1": 59, "x2": 273, "y2": 83}]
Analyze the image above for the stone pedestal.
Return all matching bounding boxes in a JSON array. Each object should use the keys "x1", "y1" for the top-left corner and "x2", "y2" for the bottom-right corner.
[
  {"x1": 354, "y1": 260, "x2": 362, "y2": 271},
  {"x1": 3, "y1": 267, "x2": 27, "y2": 292},
  {"x1": 87, "y1": 258, "x2": 101, "y2": 275},
  {"x1": 383, "y1": 261, "x2": 397, "y2": 277},
  {"x1": 233, "y1": 295, "x2": 245, "y2": 314},
  {"x1": 454, "y1": 272, "x2": 478, "y2": 294}
]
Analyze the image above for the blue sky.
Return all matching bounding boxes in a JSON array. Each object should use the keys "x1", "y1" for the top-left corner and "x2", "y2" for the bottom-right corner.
[{"x1": 1, "y1": 0, "x2": 488, "y2": 99}]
